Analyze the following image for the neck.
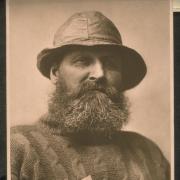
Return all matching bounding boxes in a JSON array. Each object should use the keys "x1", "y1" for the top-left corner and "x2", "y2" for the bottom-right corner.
[{"x1": 38, "y1": 113, "x2": 120, "y2": 145}]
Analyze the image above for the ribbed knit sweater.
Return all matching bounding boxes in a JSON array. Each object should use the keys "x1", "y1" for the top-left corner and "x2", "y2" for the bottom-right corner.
[{"x1": 11, "y1": 120, "x2": 170, "y2": 180}]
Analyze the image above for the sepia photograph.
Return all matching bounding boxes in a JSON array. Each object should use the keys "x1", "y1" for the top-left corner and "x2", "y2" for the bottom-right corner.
[{"x1": 7, "y1": 0, "x2": 173, "y2": 179}]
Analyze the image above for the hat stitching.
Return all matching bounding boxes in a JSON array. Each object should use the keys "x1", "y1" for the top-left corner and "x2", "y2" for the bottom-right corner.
[{"x1": 53, "y1": 37, "x2": 122, "y2": 48}]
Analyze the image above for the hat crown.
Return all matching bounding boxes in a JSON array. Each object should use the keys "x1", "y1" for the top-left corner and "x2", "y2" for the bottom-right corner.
[{"x1": 53, "y1": 11, "x2": 122, "y2": 47}]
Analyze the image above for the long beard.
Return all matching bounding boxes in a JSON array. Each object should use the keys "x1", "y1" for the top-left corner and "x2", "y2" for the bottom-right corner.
[{"x1": 43, "y1": 77, "x2": 130, "y2": 139}]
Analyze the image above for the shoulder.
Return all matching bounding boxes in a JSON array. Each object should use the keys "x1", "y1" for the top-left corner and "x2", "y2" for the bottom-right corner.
[
  {"x1": 118, "y1": 130, "x2": 162, "y2": 149},
  {"x1": 11, "y1": 123, "x2": 46, "y2": 165},
  {"x1": 11, "y1": 124, "x2": 36, "y2": 150},
  {"x1": 116, "y1": 131, "x2": 170, "y2": 167},
  {"x1": 10, "y1": 124, "x2": 42, "y2": 154},
  {"x1": 11, "y1": 124, "x2": 38, "y2": 134},
  {"x1": 116, "y1": 131, "x2": 169, "y2": 163}
]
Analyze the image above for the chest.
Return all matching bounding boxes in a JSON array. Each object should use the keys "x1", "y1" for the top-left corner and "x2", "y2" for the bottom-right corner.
[{"x1": 19, "y1": 132, "x2": 156, "y2": 180}]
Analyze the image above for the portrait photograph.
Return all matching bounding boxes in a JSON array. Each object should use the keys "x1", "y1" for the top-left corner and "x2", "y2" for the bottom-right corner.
[{"x1": 7, "y1": 0, "x2": 173, "y2": 179}]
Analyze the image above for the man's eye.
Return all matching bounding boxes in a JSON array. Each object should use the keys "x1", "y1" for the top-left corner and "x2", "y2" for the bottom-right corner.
[
  {"x1": 103, "y1": 57, "x2": 117, "y2": 67},
  {"x1": 102, "y1": 56, "x2": 121, "y2": 69},
  {"x1": 74, "y1": 57, "x2": 91, "y2": 66}
]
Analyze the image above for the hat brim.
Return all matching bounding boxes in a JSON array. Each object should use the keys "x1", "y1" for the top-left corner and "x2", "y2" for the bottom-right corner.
[{"x1": 37, "y1": 44, "x2": 147, "y2": 91}]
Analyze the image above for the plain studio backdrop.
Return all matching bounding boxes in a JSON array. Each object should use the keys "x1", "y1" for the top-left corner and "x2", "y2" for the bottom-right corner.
[{"x1": 7, "y1": 0, "x2": 172, "y2": 161}]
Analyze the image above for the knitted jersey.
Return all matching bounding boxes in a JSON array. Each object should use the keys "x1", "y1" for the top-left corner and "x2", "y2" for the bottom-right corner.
[{"x1": 11, "y1": 121, "x2": 170, "y2": 180}]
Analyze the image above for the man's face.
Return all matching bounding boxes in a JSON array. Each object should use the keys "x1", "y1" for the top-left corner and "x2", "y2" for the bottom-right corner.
[
  {"x1": 47, "y1": 46, "x2": 129, "y2": 138},
  {"x1": 56, "y1": 46, "x2": 123, "y2": 95}
]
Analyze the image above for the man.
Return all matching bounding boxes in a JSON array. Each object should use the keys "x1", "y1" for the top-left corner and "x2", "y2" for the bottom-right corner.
[{"x1": 11, "y1": 11, "x2": 170, "y2": 180}]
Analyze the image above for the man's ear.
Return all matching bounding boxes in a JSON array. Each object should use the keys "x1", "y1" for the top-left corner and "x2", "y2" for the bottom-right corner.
[{"x1": 50, "y1": 65, "x2": 59, "y2": 84}]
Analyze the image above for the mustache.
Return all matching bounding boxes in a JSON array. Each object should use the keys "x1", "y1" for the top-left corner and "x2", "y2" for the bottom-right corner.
[{"x1": 70, "y1": 80, "x2": 119, "y2": 101}]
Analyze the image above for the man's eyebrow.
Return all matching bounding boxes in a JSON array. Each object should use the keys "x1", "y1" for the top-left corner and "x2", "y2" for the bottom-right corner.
[
  {"x1": 71, "y1": 52, "x2": 91, "y2": 58},
  {"x1": 100, "y1": 54, "x2": 119, "y2": 60},
  {"x1": 69, "y1": 53, "x2": 91, "y2": 62}
]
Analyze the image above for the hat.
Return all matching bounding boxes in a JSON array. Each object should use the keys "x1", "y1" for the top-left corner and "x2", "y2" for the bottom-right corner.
[{"x1": 37, "y1": 11, "x2": 147, "y2": 90}]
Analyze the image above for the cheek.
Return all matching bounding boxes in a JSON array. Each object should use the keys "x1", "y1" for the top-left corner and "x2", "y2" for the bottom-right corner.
[
  {"x1": 106, "y1": 71, "x2": 122, "y2": 88},
  {"x1": 59, "y1": 66, "x2": 88, "y2": 91}
]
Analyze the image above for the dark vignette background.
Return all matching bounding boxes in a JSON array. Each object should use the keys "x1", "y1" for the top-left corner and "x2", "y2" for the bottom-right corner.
[
  {"x1": 0, "y1": 1, "x2": 179, "y2": 179},
  {"x1": 0, "y1": 0, "x2": 6, "y2": 179},
  {"x1": 174, "y1": 12, "x2": 180, "y2": 180}
]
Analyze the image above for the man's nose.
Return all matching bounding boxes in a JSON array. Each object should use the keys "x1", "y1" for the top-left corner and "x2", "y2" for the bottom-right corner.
[{"x1": 88, "y1": 60, "x2": 104, "y2": 81}]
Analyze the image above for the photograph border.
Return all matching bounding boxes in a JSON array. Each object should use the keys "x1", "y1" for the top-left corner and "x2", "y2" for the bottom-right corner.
[{"x1": 0, "y1": 1, "x2": 178, "y2": 179}]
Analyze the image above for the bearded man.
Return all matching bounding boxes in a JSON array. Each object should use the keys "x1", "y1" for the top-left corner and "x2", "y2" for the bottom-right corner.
[{"x1": 11, "y1": 11, "x2": 170, "y2": 180}]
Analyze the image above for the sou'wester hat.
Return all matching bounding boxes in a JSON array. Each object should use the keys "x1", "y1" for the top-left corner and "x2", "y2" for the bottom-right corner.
[{"x1": 37, "y1": 11, "x2": 147, "y2": 90}]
